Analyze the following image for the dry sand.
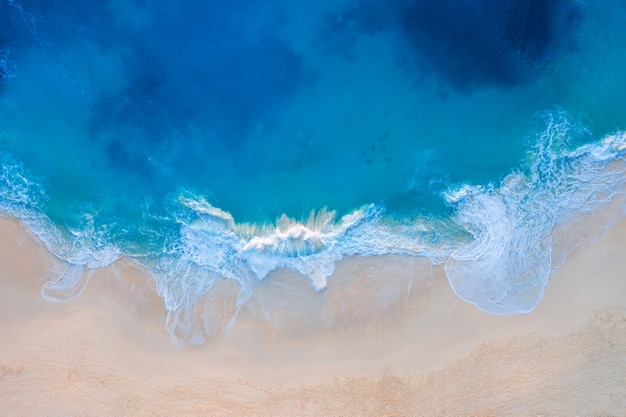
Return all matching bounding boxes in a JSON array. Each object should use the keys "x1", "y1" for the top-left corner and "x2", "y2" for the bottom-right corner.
[{"x1": 1, "y1": 214, "x2": 625, "y2": 416}]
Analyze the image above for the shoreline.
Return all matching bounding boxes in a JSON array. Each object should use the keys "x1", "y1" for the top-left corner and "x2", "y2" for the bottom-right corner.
[{"x1": 1, "y1": 214, "x2": 625, "y2": 415}]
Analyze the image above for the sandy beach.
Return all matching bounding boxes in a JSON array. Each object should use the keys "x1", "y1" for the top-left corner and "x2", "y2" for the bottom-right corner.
[
  {"x1": 1, "y1": 212, "x2": 625, "y2": 417},
  {"x1": 2, "y1": 1, "x2": 626, "y2": 416}
]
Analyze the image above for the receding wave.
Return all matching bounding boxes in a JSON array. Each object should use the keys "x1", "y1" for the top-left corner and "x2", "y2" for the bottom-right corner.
[
  {"x1": 445, "y1": 109, "x2": 626, "y2": 314},
  {"x1": 2, "y1": 108, "x2": 626, "y2": 344}
]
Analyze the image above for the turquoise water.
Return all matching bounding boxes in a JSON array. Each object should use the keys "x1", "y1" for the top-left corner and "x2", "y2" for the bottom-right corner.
[{"x1": 2, "y1": 0, "x2": 626, "y2": 343}]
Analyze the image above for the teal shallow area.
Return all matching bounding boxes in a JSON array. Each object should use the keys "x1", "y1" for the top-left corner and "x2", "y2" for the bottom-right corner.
[{"x1": 1, "y1": 0, "x2": 626, "y2": 343}]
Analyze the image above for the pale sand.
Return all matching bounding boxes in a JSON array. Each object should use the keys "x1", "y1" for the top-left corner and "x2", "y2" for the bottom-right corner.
[{"x1": 1, "y1": 213, "x2": 625, "y2": 416}]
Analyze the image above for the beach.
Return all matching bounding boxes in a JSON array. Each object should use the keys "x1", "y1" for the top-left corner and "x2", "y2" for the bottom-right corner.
[
  {"x1": 1, "y1": 208, "x2": 625, "y2": 416},
  {"x1": 2, "y1": 1, "x2": 626, "y2": 415}
]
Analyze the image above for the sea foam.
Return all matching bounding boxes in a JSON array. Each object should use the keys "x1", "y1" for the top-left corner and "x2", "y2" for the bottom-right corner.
[
  {"x1": 0, "y1": 152, "x2": 121, "y2": 301},
  {"x1": 445, "y1": 110, "x2": 626, "y2": 314},
  {"x1": 2, "y1": 109, "x2": 626, "y2": 344}
]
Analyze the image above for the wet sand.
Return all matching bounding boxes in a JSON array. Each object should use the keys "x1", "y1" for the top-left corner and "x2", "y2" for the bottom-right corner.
[{"x1": 1, "y1": 215, "x2": 625, "y2": 416}]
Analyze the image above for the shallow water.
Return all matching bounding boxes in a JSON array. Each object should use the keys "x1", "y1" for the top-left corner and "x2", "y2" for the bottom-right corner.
[{"x1": 1, "y1": 0, "x2": 626, "y2": 343}]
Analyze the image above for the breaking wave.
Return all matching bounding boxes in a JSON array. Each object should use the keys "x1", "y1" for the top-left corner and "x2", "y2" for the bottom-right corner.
[{"x1": 2, "y1": 108, "x2": 626, "y2": 344}]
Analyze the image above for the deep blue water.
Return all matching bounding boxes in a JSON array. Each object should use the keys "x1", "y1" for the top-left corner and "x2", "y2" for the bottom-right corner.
[{"x1": 2, "y1": 0, "x2": 626, "y2": 343}]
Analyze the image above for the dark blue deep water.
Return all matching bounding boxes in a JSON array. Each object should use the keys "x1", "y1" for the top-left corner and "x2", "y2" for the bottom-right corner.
[{"x1": 2, "y1": 0, "x2": 626, "y2": 343}]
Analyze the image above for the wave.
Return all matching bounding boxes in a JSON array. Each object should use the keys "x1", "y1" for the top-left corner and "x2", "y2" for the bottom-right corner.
[
  {"x1": 0, "y1": 153, "x2": 121, "y2": 301},
  {"x1": 2, "y1": 108, "x2": 626, "y2": 344},
  {"x1": 445, "y1": 109, "x2": 626, "y2": 314}
]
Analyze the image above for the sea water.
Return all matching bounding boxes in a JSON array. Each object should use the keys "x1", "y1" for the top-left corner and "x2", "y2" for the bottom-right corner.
[{"x1": 1, "y1": 0, "x2": 626, "y2": 344}]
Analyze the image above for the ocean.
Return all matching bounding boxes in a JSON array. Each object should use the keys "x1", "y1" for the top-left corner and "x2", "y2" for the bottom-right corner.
[{"x1": 1, "y1": 0, "x2": 626, "y2": 344}]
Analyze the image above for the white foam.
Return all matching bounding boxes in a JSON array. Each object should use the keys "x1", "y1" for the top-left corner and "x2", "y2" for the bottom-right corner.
[
  {"x1": 0, "y1": 152, "x2": 121, "y2": 301},
  {"x1": 148, "y1": 198, "x2": 449, "y2": 343},
  {"x1": 2, "y1": 108, "x2": 626, "y2": 344},
  {"x1": 445, "y1": 109, "x2": 626, "y2": 314}
]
